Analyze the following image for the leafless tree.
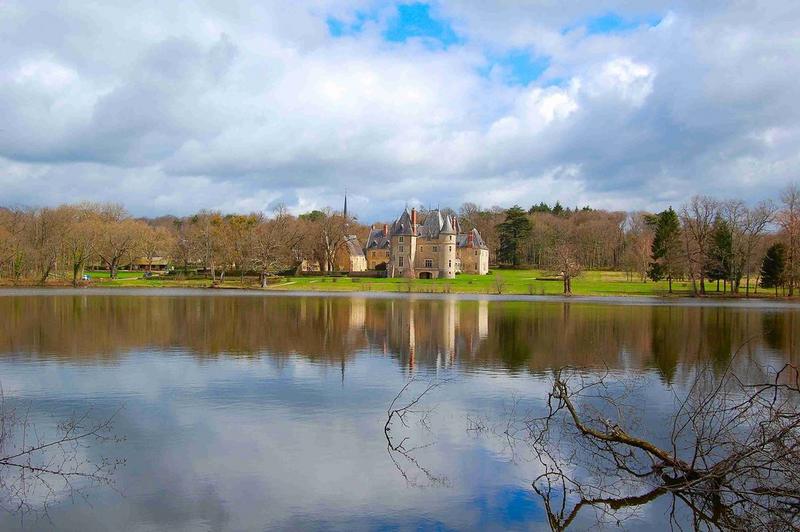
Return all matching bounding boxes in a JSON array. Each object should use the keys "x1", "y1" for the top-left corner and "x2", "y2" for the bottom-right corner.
[
  {"x1": 513, "y1": 355, "x2": 800, "y2": 530},
  {"x1": 0, "y1": 393, "x2": 123, "y2": 520},
  {"x1": 724, "y1": 200, "x2": 775, "y2": 295},
  {"x1": 778, "y1": 184, "x2": 800, "y2": 296},
  {"x1": 681, "y1": 196, "x2": 719, "y2": 295},
  {"x1": 384, "y1": 379, "x2": 449, "y2": 488}
]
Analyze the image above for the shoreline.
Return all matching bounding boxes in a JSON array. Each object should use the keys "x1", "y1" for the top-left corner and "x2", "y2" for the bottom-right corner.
[{"x1": 2, "y1": 285, "x2": 799, "y2": 308}]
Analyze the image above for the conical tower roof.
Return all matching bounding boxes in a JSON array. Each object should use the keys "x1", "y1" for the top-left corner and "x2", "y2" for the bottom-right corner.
[{"x1": 440, "y1": 214, "x2": 455, "y2": 234}]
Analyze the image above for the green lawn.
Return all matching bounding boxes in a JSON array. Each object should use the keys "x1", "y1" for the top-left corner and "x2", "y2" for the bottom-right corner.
[
  {"x1": 260, "y1": 270, "x2": 699, "y2": 297},
  {"x1": 80, "y1": 269, "x2": 775, "y2": 298}
]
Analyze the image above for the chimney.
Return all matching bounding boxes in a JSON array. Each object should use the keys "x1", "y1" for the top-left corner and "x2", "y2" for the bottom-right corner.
[
  {"x1": 383, "y1": 224, "x2": 388, "y2": 236},
  {"x1": 467, "y1": 232, "x2": 474, "y2": 247},
  {"x1": 411, "y1": 208, "x2": 417, "y2": 226}
]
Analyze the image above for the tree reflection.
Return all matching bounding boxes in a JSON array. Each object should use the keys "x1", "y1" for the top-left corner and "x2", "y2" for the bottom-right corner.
[
  {"x1": 0, "y1": 399, "x2": 123, "y2": 521},
  {"x1": 501, "y1": 357, "x2": 800, "y2": 530},
  {"x1": 0, "y1": 294, "x2": 797, "y2": 377},
  {"x1": 383, "y1": 379, "x2": 449, "y2": 488}
]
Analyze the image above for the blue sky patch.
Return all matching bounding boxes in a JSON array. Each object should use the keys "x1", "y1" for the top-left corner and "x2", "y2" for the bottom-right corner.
[
  {"x1": 566, "y1": 11, "x2": 663, "y2": 35},
  {"x1": 384, "y1": 3, "x2": 461, "y2": 46},
  {"x1": 326, "y1": 11, "x2": 376, "y2": 37},
  {"x1": 482, "y1": 49, "x2": 550, "y2": 86}
]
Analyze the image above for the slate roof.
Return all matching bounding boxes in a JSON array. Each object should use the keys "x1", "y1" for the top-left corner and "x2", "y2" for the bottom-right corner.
[
  {"x1": 456, "y1": 228, "x2": 488, "y2": 250},
  {"x1": 365, "y1": 227, "x2": 391, "y2": 249},
  {"x1": 364, "y1": 208, "x2": 488, "y2": 253},
  {"x1": 390, "y1": 208, "x2": 415, "y2": 236},
  {"x1": 343, "y1": 235, "x2": 365, "y2": 258},
  {"x1": 417, "y1": 210, "x2": 443, "y2": 239},
  {"x1": 440, "y1": 214, "x2": 455, "y2": 234}
]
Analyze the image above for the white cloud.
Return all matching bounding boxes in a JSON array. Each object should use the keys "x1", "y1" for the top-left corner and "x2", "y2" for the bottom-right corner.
[{"x1": 0, "y1": 0, "x2": 798, "y2": 219}]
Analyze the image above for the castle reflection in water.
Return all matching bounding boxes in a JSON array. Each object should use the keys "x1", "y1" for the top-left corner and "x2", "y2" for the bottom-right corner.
[{"x1": 0, "y1": 293, "x2": 797, "y2": 382}]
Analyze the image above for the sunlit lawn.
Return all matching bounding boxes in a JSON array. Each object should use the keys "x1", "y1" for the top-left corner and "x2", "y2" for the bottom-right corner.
[
  {"x1": 268, "y1": 269, "x2": 696, "y2": 296},
  {"x1": 83, "y1": 269, "x2": 775, "y2": 298}
]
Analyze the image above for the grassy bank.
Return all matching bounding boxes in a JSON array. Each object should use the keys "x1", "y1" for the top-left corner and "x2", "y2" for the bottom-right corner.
[{"x1": 40, "y1": 269, "x2": 781, "y2": 298}]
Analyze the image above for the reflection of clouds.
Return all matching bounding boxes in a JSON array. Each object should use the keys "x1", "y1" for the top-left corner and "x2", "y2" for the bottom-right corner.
[
  {"x1": 0, "y1": 294, "x2": 796, "y2": 529},
  {"x1": 0, "y1": 353, "x2": 552, "y2": 530}
]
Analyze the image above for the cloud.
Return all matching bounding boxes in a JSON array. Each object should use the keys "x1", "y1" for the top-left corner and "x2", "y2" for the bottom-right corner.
[{"x1": 0, "y1": 1, "x2": 799, "y2": 219}]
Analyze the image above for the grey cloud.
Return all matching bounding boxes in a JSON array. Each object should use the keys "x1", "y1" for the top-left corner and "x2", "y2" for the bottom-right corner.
[{"x1": 0, "y1": 1, "x2": 799, "y2": 220}]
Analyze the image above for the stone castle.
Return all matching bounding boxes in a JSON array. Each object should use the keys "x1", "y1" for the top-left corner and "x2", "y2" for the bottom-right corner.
[{"x1": 364, "y1": 207, "x2": 489, "y2": 278}]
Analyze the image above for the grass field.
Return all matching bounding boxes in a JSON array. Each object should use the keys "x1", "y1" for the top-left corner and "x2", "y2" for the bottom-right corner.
[{"x1": 78, "y1": 269, "x2": 777, "y2": 298}]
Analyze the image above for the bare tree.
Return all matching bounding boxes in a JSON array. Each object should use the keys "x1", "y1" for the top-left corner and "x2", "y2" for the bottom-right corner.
[
  {"x1": 384, "y1": 379, "x2": 448, "y2": 488},
  {"x1": 681, "y1": 196, "x2": 719, "y2": 295},
  {"x1": 622, "y1": 212, "x2": 653, "y2": 282},
  {"x1": 0, "y1": 394, "x2": 123, "y2": 519},
  {"x1": 778, "y1": 184, "x2": 800, "y2": 296},
  {"x1": 251, "y1": 207, "x2": 301, "y2": 287},
  {"x1": 546, "y1": 218, "x2": 582, "y2": 295},
  {"x1": 514, "y1": 357, "x2": 800, "y2": 530},
  {"x1": 139, "y1": 225, "x2": 175, "y2": 273},
  {"x1": 61, "y1": 205, "x2": 100, "y2": 286},
  {"x1": 94, "y1": 207, "x2": 143, "y2": 279},
  {"x1": 724, "y1": 200, "x2": 775, "y2": 295}
]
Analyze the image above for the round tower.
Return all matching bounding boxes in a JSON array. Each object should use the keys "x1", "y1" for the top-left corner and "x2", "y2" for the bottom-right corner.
[
  {"x1": 391, "y1": 208, "x2": 417, "y2": 278},
  {"x1": 438, "y1": 214, "x2": 456, "y2": 279}
]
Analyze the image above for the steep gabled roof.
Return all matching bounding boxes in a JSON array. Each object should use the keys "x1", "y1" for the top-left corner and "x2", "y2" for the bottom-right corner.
[
  {"x1": 456, "y1": 228, "x2": 488, "y2": 250},
  {"x1": 390, "y1": 208, "x2": 415, "y2": 236},
  {"x1": 418, "y1": 210, "x2": 443, "y2": 239},
  {"x1": 365, "y1": 227, "x2": 391, "y2": 249},
  {"x1": 343, "y1": 235, "x2": 365, "y2": 258}
]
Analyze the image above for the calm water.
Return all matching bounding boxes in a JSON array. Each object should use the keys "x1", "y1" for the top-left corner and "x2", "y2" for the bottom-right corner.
[{"x1": 0, "y1": 289, "x2": 797, "y2": 531}]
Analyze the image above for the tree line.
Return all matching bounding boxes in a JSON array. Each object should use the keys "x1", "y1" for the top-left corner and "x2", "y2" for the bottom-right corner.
[
  {"x1": 0, "y1": 203, "x2": 357, "y2": 286},
  {"x1": 1, "y1": 185, "x2": 799, "y2": 295},
  {"x1": 485, "y1": 185, "x2": 800, "y2": 295}
]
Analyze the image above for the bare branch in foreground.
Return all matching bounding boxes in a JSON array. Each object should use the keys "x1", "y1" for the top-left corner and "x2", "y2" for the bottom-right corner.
[
  {"x1": 384, "y1": 378, "x2": 449, "y2": 488},
  {"x1": 0, "y1": 392, "x2": 125, "y2": 522},
  {"x1": 521, "y1": 358, "x2": 800, "y2": 530}
]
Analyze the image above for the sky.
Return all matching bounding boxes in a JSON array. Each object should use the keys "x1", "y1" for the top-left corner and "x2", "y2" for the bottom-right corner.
[{"x1": 1, "y1": 1, "x2": 799, "y2": 221}]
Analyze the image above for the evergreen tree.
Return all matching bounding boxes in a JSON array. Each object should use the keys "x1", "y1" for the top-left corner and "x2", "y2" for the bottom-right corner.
[
  {"x1": 647, "y1": 207, "x2": 682, "y2": 293},
  {"x1": 552, "y1": 202, "x2": 565, "y2": 216},
  {"x1": 528, "y1": 202, "x2": 551, "y2": 215},
  {"x1": 497, "y1": 205, "x2": 532, "y2": 267},
  {"x1": 706, "y1": 217, "x2": 733, "y2": 291},
  {"x1": 760, "y1": 243, "x2": 786, "y2": 295}
]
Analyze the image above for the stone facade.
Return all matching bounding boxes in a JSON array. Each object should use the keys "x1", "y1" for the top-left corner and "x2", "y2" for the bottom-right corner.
[{"x1": 364, "y1": 208, "x2": 490, "y2": 278}]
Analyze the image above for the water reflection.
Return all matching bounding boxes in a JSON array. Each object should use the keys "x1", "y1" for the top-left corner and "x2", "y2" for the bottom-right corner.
[
  {"x1": 0, "y1": 291, "x2": 796, "y2": 530},
  {"x1": 1, "y1": 293, "x2": 797, "y2": 381}
]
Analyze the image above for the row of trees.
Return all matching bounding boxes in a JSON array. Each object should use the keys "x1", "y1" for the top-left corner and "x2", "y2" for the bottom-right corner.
[
  {"x1": 482, "y1": 186, "x2": 799, "y2": 295},
  {"x1": 0, "y1": 203, "x2": 357, "y2": 286},
  {"x1": 2, "y1": 186, "x2": 799, "y2": 294},
  {"x1": 646, "y1": 187, "x2": 799, "y2": 295}
]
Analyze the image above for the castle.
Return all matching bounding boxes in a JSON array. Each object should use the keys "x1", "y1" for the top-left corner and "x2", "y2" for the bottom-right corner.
[{"x1": 364, "y1": 208, "x2": 490, "y2": 278}]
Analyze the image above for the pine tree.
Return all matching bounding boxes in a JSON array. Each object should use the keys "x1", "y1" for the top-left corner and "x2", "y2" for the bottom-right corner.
[
  {"x1": 760, "y1": 243, "x2": 786, "y2": 296},
  {"x1": 647, "y1": 207, "x2": 682, "y2": 293},
  {"x1": 497, "y1": 205, "x2": 532, "y2": 267},
  {"x1": 706, "y1": 217, "x2": 733, "y2": 292}
]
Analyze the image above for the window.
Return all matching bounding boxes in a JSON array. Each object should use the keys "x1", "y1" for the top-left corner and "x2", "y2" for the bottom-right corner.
[
  {"x1": 448, "y1": 260, "x2": 452, "y2": 267},
  {"x1": 399, "y1": 245, "x2": 404, "y2": 252},
  {"x1": 475, "y1": 250, "x2": 478, "y2": 256},
  {"x1": 386, "y1": 251, "x2": 390, "y2": 257},
  {"x1": 432, "y1": 246, "x2": 438, "y2": 252},
  {"x1": 399, "y1": 236, "x2": 404, "y2": 243},
  {"x1": 449, "y1": 246, "x2": 452, "y2": 252},
  {"x1": 398, "y1": 256, "x2": 404, "y2": 267},
  {"x1": 425, "y1": 259, "x2": 433, "y2": 268},
  {"x1": 450, "y1": 235, "x2": 453, "y2": 241}
]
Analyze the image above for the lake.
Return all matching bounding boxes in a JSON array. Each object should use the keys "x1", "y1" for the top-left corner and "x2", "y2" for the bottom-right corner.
[{"x1": 0, "y1": 289, "x2": 797, "y2": 530}]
